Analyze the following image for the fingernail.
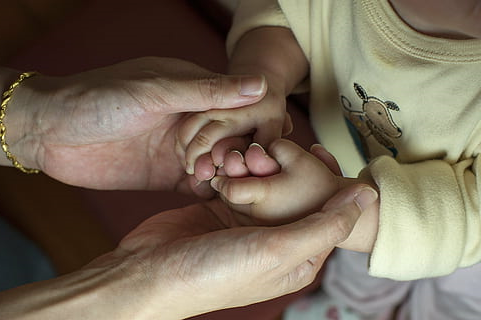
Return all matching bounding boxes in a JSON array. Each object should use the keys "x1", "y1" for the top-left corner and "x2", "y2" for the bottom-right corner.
[
  {"x1": 186, "y1": 162, "x2": 194, "y2": 175},
  {"x1": 240, "y1": 75, "x2": 266, "y2": 97},
  {"x1": 210, "y1": 176, "x2": 222, "y2": 192},
  {"x1": 206, "y1": 167, "x2": 216, "y2": 181},
  {"x1": 229, "y1": 150, "x2": 245, "y2": 164},
  {"x1": 354, "y1": 188, "x2": 378, "y2": 211},
  {"x1": 249, "y1": 142, "x2": 267, "y2": 155}
]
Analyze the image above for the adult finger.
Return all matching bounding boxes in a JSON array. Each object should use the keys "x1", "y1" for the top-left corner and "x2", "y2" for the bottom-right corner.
[
  {"x1": 167, "y1": 73, "x2": 267, "y2": 113},
  {"x1": 275, "y1": 184, "x2": 378, "y2": 266},
  {"x1": 245, "y1": 185, "x2": 378, "y2": 295}
]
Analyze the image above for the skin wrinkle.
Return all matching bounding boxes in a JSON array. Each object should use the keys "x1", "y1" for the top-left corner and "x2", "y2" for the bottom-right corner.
[
  {"x1": 248, "y1": 230, "x2": 283, "y2": 271},
  {"x1": 200, "y1": 76, "x2": 225, "y2": 109},
  {"x1": 142, "y1": 136, "x2": 155, "y2": 189},
  {"x1": 94, "y1": 98, "x2": 114, "y2": 137},
  {"x1": 192, "y1": 126, "x2": 217, "y2": 149},
  {"x1": 20, "y1": 103, "x2": 41, "y2": 168},
  {"x1": 179, "y1": 112, "x2": 210, "y2": 150},
  {"x1": 291, "y1": 260, "x2": 318, "y2": 289},
  {"x1": 66, "y1": 88, "x2": 110, "y2": 143},
  {"x1": 163, "y1": 241, "x2": 193, "y2": 289},
  {"x1": 33, "y1": 90, "x2": 63, "y2": 144},
  {"x1": 133, "y1": 79, "x2": 170, "y2": 114},
  {"x1": 255, "y1": 177, "x2": 271, "y2": 208},
  {"x1": 205, "y1": 202, "x2": 241, "y2": 229},
  {"x1": 142, "y1": 121, "x2": 176, "y2": 189},
  {"x1": 12, "y1": 80, "x2": 53, "y2": 169}
]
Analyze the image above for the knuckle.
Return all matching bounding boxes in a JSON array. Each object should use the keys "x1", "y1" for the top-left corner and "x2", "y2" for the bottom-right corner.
[
  {"x1": 260, "y1": 114, "x2": 284, "y2": 129},
  {"x1": 222, "y1": 180, "x2": 237, "y2": 202},
  {"x1": 263, "y1": 232, "x2": 288, "y2": 261},
  {"x1": 191, "y1": 119, "x2": 232, "y2": 150},
  {"x1": 283, "y1": 267, "x2": 315, "y2": 294},
  {"x1": 329, "y1": 213, "x2": 355, "y2": 243},
  {"x1": 256, "y1": 180, "x2": 269, "y2": 204},
  {"x1": 177, "y1": 117, "x2": 197, "y2": 148},
  {"x1": 298, "y1": 270, "x2": 317, "y2": 289},
  {"x1": 192, "y1": 130, "x2": 214, "y2": 149},
  {"x1": 198, "y1": 76, "x2": 224, "y2": 107}
]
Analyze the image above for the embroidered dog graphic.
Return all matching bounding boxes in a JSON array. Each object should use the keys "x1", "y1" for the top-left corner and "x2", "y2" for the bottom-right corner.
[{"x1": 341, "y1": 83, "x2": 402, "y2": 157}]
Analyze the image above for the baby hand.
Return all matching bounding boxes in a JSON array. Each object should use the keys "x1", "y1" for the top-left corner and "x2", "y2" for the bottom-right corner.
[
  {"x1": 176, "y1": 81, "x2": 292, "y2": 175},
  {"x1": 210, "y1": 139, "x2": 342, "y2": 224}
]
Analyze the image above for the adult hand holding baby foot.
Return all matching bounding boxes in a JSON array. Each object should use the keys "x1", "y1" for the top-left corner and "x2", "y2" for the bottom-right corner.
[
  {"x1": 211, "y1": 139, "x2": 380, "y2": 253},
  {"x1": 218, "y1": 140, "x2": 342, "y2": 179},
  {"x1": 210, "y1": 139, "x2": 344, "y2": 223}
]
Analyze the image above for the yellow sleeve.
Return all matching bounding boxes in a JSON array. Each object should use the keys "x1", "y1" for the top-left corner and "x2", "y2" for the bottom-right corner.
[{"x1": 365, "y1": 156, "x2": 481, "y2": 280}]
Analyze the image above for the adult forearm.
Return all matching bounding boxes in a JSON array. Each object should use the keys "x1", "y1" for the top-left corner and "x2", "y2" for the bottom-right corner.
[
  {"x1": 0, "y1": 251, "x2": 182, "y2": 320},
  {"x1": 228, "y1": 27, "x2": 309, "y2": 95}
]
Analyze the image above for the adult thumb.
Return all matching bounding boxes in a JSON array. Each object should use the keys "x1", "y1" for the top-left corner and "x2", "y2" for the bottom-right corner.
[
  {"x1": 170, "y1": 73, "x2": 267, "y2": 113},
  {"x1": 278, "y1": 184, "x2": 378, "y2": 265}
]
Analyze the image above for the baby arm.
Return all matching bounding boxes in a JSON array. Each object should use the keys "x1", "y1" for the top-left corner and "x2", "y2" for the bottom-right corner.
[
  {"x1": 211, "y1": 139, "x2": 380, "y2": 253},
  {"x1": 177, "y1": 26, "x2": 309, "y2": 176}
]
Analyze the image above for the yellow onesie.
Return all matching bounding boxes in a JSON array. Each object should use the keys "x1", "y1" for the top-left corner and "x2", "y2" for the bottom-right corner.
[{"x1": 228, "y1": 0, "x2": 481, "y2": 281}]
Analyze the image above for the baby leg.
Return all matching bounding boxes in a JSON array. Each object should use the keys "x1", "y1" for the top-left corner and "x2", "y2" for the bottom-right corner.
[
  {"x1": 323, "y1": 249, "x2": 411, "y2": 319},
  {"x1": 400, "y1": 261, "x2": 481, "y2": 320}
]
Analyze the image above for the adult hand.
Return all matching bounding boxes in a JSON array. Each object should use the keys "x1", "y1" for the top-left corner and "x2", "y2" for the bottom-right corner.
[
  {"x1": 109, "y1": 184, "x2": 376, "y2": 319},
  {"x1": 0, "y1": 183, "x2": 376, "y2": 320},
  {"x1": 211, "y1": 140, "x2": 379, "y2": 252},
  {"x1": 177, "y1": 79, "x2": 292, "y2": 176},
  {"x1": 3, "y1": 58, "x2": 266, "y2": 195},
  {"x1": 210, "y1": 139, "x2": 344, "y2": 224}
]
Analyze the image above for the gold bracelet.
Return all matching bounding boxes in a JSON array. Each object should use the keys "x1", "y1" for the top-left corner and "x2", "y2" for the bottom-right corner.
[{"x1": 0, "y1": 71, "x2": 40, "y2": 174}]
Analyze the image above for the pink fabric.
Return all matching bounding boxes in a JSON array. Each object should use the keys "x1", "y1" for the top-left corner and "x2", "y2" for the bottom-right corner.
[{"x1": 323, "y1": 249, "x2": 481, "y2": 320}]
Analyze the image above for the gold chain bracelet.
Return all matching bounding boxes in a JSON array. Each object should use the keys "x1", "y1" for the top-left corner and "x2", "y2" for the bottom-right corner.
[{"x1": 0, "y1": 71, "x2": 40, "y2": 174}]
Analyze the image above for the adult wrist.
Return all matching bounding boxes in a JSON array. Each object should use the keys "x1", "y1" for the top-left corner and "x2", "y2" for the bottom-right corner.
[
  {"x1": 0, "y1": 68, "x2": 43, "y2": 170},
  {"x1": 98, "y1": 247, "x2": 197, "y2": 320}
]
